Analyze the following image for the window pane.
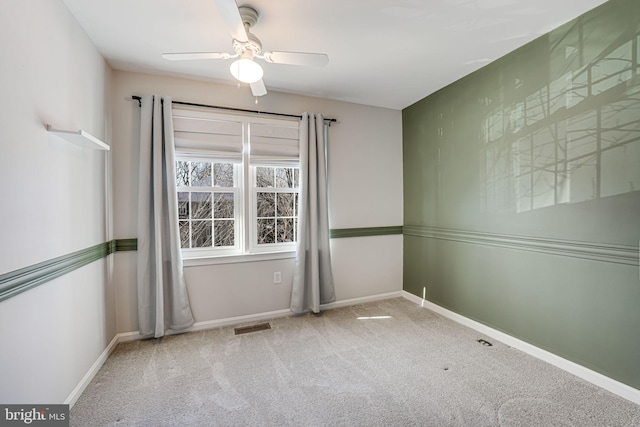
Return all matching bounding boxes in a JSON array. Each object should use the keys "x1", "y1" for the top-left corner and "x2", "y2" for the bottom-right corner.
[
  {"x1": 257, "y1": 192, "x2": 275, "y2": 217},
  {"x1": 192, "y1": 192, "x2": 212, "y2": 219},
  {"x1": 214, "y1": 163, "x2": 234, "y2": 187},
  {"x1": 256, "y1": 167, "x2": 274, "y2": 187},
  {"x1": 191, "y1": 162, "x2": 212, "y2": 187},
  {"x1": 178, "y1": 192, "x2": 189, "y2": 219},
  {"x1": 277, "y1": 218, "x2": 295, "y2": 243},
  {"x1": 214, "y1": 193, "x2": 234, "y2": 218},
  {"x1": 294, "y1": 168, "x2": 299, "y2": 188},
  {"x1": 191, "y1": 220, "x2": 212, "y2": 247},
  {"x1": 294, "y1": 193, "x2": 299, "y2": 216},
  {"x1": 257, "y1": 219, "x2": 275, "y2": 244},
  {"x1": 214, "y1": 220, "x2": 234, "y2": 247},
  {"x1": 276, "y1": 168, "x2": 295, "y2": 188},
  {"x1": 179, "y1": 221, "x2": 189, "y2": 248},
  {"x1": 176, "y1": 161, "x2": 190, "y2": 187},
  {"x1": 277, "y1": 193, "x2": 294, "y2": 216}
]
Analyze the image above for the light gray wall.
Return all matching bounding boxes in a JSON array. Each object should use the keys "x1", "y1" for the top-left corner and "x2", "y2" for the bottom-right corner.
[
  {"x1": 0, "y1": 0, "x2": 115, "y2": 403},
  {"x1": 111, "y1": 71, "x2": 403, "y2": 333},
  {"x1": 403, "y1": 0, "x2": 640, "y2": 389}
]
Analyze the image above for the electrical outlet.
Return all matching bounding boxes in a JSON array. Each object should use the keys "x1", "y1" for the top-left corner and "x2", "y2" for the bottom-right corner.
[{"x1": 273, "y1": 271, "x2": 282, "y2": 284}]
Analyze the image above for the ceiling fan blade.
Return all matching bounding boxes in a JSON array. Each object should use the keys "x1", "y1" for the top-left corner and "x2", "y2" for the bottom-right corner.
[
  {"x1": 250, "y1": 79, "x2": 267, "y2": 97},
  {"x1": 262, "y1": 51, "x2": 329, "y2": 67},
  {"x1": 162, "y1": 52, "x2": 232, "y2": 61},
  {"x1": 214, "y1": 0, "x2": 248, "y2": 43}
]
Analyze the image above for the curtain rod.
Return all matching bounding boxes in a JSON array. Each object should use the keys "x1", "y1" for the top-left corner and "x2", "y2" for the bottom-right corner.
[{"x1": 131, "y1": 95, "x2": 337, "y2": 123}]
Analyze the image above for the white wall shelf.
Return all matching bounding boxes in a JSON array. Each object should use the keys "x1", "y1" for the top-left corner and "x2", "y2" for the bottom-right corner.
[{"x1": 46, "y1": 125, "x2": 110, "y2": 151}]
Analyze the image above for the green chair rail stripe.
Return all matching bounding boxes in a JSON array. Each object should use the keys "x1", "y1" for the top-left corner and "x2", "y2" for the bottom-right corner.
[
  {"x1": 403, "y1": 225, "x2": 639, "y2": 266},
  {"x1": 0, "y1": 228, "x2": 401, "y2": 303},
  {"x1": 115, "y1": 238, "x2": 138, "y2": 252},
  {"x1": 0, "y1": 241, "x2": 115, "y2": 303},
  {"x1": 329, "y1": 226, "x2": 403, "y2": 239}
]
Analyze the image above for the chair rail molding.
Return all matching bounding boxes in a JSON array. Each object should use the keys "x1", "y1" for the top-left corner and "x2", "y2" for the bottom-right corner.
[
  {"x1": 403, "y1": 225, "x2": 639, "y2": 266},
  {"x1": 0, "y1": 224, "x2": 403, "y2": 303},
  {"x1": 330, "y1": 226, "x2": 403, "y2": 239},
  {"x1": 0, "y1": 241, "x2": 115, "y2": 302}
]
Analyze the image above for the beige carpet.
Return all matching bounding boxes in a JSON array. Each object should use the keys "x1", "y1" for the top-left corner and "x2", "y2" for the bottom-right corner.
[{"x1": 71, "y1": 297, "x2": 640, "y2": 426}]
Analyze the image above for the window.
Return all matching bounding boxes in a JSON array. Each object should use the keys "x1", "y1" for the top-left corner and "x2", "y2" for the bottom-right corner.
[
  {"x1": 176, "y1": 160, "x2": 240, "y2": 255},
  {"x1": 252, "y1": 166, "x2": 299, "y2": 250},
  {"x1": 172, "y1": 107, "x2": 300, "y2": 259}
]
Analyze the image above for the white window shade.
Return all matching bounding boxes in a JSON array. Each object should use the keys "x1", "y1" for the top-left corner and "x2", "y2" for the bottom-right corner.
[
  {"x1": 172, "y1": 110, "x2": 243, "y2": 163},
  {"x1": 249, "y1": 122, "x2": 300, "y2": 166}
]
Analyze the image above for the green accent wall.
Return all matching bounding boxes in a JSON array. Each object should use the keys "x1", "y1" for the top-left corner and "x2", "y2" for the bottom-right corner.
[{"x1": 403, "y1": 0, "x2": 640, "y2": 389}]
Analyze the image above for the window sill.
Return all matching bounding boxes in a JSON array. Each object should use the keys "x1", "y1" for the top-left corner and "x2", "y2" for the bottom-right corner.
[{"x1": 183, "y1": 250, "x2": 296, "y2": 267}]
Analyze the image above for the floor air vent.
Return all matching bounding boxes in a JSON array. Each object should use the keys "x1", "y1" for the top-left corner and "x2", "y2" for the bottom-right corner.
[{"x1": 234, "y1": 323, "x2": 271, "y2": 335}]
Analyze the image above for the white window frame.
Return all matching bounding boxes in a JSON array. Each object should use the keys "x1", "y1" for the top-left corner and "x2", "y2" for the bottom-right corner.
[
  {"x1": 249, "y1": 165, "x2": 299, "y2": 254},
  {"x1": 172, "y1": 108, "x2": 300, "y2": 262},
  {"x1": 176, "y1": 157, "x2": 243, "y2": 258}
]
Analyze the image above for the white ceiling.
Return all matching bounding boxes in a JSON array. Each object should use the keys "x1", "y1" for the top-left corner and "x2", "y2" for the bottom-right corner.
[{"x1": 62, "y1": 0, "x2": 608, "y2": 110}]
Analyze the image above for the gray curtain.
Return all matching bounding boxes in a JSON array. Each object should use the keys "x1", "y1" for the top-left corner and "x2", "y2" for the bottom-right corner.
[
  {"x1": 291, "y1": 113, "x2": 336, "y2": 313},
  {"x1": 137, "y1": 95, "x2": 194, "y2": 338}
]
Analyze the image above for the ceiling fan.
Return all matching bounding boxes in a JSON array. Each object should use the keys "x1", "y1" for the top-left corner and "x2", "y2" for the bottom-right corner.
[{"x1": 162, "y1": 0, "x2": 329, "y2": 97}]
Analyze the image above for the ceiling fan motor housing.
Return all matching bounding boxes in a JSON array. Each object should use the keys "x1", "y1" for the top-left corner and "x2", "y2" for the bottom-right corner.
[
  {"x1": 232, "y1": 6, "x2": 262, "y2": 56},
  {"x1": 233, "y1": 32, "x2": 262, "y2": 56}
]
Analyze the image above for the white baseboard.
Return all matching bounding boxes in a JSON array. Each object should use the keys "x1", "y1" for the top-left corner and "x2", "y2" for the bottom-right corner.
[
  {"x1": 65, "y1": 334, "x2": 120, "y2": 408},
  {"x1": 187, "y1": 308, "x2": 293, "y2": 332},
  {"x1": 66, "y1": 291, "x2": 403, "y2": 407},
  {"x1": 116, "y1": 330, "x2": 144, "y2": 343},
  {"x1": 402, "y1": 291, "x2": 640, "y2": 405},
  {"x1": 186, "y1": 291, "x2": 403, "y2": 331},
  {"x1": 321, "y1": 291, "x2": 403, "y2": 310}
]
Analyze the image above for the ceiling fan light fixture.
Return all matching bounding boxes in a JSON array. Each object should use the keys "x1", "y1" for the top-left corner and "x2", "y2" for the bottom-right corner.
[{"x1": 230, "y1": 52, "x2": 263, "y2": 84}]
